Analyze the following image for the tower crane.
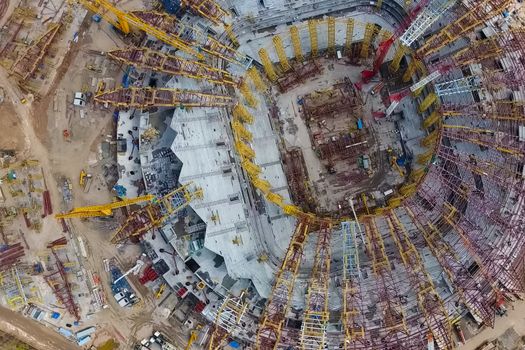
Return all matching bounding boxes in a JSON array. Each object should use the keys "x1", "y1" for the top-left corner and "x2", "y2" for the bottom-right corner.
[
  {"x1": 78, "y1": 0, "x2": 205, "y2": 60},
  {"x1": 110, "y1": 182, "x2": 203, "y2": 244},
  {"x1": 55, "y1": 195, "x2": 155, "y2": 219}
]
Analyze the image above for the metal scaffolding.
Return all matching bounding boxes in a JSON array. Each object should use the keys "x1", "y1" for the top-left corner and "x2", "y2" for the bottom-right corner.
[
  {"x1": 389, "y1": 45, "x2": 406, "y2": 72},
  {"x1": 11, "y1": 24, "x2": 60, "y2": 80},
  {"x1": 300, "y1": 222, "x2": 332, "y2": 350},
  {"x1": 94, "y1": 88, "x2": 233, "y2": 108},
  {"x1": 247, "y1": 66, "x2": 267, "y2": 92},
  {"x1": 364, "y1": 218, "x2": 407, "y2": 342},
  {"x1": 107, "y1": 48, "x2": 236, "y2": 86},
  {"x1": 290, "y1": 25, "x2": 304, "y2": 61},
  {"x1": 399, "y1": 0, "x2": 456, "y2": 47},
  {"x1": 273, "y1": 34, "x2": 291, "y2": 72},
  {"x1": 417, "y1": 0, "x2": 512, "y2": 57},
  {"x1": 181, "y1": 0, "x2": 228, "y2": 25},
  {"x1": 341, "y1": 222, "x2": 365, "y2": 349},
  {"x1": 387, "y1": 210, "x2": 453, "y2": 350},
  {"x1": 308, "y1": 20, "x2": 318, "y2": 57},
  {"x1": 110, "y1": 183, "x2": 203, "y2": 243},
  {"x1": 327, "y1": 17, "x2": 336, "y2": 56},
  {"x1": 239, "y1": 80, "x2": 258, "y2": 107},
  {"x1": 208, "y1": 294, "x2": 248, "y2": 350},
  {"x1": 434, "y1": 76, "x2": 482, "y2": 96},
  {"x1": 345, "y1": 19, "x2": 354, "y2": 54},
  {"x1": 360, "y1": 23, "x2": 375, "y2": 59},
  {"x1": 259, "y1": 48, "x2": 278, "y2": 82},
  {"x1": 257, "y1": 220, "x2": 310, "y2": 350}
]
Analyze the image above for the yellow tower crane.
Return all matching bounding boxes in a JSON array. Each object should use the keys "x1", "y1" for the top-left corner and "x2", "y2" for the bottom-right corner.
[
  {"x1": 111, "y1": 183, "x2": 203, "y2": 243},
  {"x1": 55, "y1": 195, "x2": 156, "y2": 219},
  {"x1": 78, "y1": 0, "x2": 205, "y2": 60},
  {"x1": 273, "y1": 34, "x2": 291, "y2": 72},
  {"x1": 327, "y1": 17, "x2": 336, "y2": 56},
  {"x1": 345, "y1": 18, "x2": 354, "y2": 55},
  {"x1": 308, "y1": 20, "x2": 318, "y2": 57}
]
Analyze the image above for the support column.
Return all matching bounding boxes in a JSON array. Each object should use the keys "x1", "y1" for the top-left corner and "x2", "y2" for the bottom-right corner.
[
  {"x1": 360, "y1": 23, "x2": 375, "y2": 59},
  {"x1": 327, "y1": 17, "x2": 336, "y2": 56},
  {"x1": 290, "y1": 25, "x2": 303, "y2": 61},
  {"x1": 272, "y1": 35, "x2": 291, "y2": 72},
  {"x1": 345, "y1": 18, "x2": 354, "y2": 55},
  {"x1": 308, "y1": 20, "x2": 318, "y2": 57},
  {"x1": 258, "y1": 48, "x2": 278, "y2": 82}
]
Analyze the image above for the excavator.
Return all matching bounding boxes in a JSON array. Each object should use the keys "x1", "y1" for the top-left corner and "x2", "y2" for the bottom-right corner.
[{"x1": 185, "y1": 325, "x2": 202, "y2": 350}]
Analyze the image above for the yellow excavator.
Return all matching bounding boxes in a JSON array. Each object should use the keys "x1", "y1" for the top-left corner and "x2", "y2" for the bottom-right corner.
[{"x1": 185, "y1": 325, "x2": 202, "y2": 350}]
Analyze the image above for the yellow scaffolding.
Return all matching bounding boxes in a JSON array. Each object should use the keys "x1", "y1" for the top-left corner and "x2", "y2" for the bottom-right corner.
[
  {"x1": 266, "y1": 191, "x2": 284, "y2": 206},
  {"x1": 107, "y1": 47, "x2": 235, "y2": 86},
  {"x1": 417, "y1": 149, "x2": 434, "y2": 165},
  {"x1": 360, "y1": 23, "x2": 375, "y2": 58},
  {"x1": 423, "y1": 109, "x2": 441, "y2": 129},
  {"x1": 272, "y1": 35, "x2": 291, "y2": 72},
  {"x1": 420, "y1": 130, "x2": 439, "y2": 147},
  {"x1": 95, "y1": 88, "x2": 233, "y2": 108},
  {"x1": 225, "y1": 24, "x2": 239, "y2": 46},
  {"x1": 241, "y1": 159, "x2": 261, "y2": 178},
  {"x1": 389, "y1": 45, "x2": 406, "y2": 72},
  {"x1": 235, "y1": 141, "x2": 255, "y2": 160},
  {"x1": 417, "y1": 0, "x2": 511, "y2": 57},
  {"x1": 251, "y1": 177, "x2": 272, "y2": 194},
  {"x1": 239, "y1": 80, "x2": 258, "y2": 108},
  {"x1": 387, "y1": 211, "x2": 452, "y2": 349},
  {"x1": 79, "y1": 0, "x2": 205, "y2": 60},
  {"x1": 376, "y1": 0, "x2": 383, "y2": 9},
  {"x1": 233, "y1": 104, "x2": 254, "y2": 124},
  {"x1": 258, "y1": 48, "x2": 278, "y2": 82},
  {"x1": 232, "y1": 121, "x2": 253, "y2": 142},
  {"x1": 327, "y1": 17, "x2": 336, "y2": 56},
  {"x1": 402, "y1": 59, "x2": 418, "y2": 83},
  {"x1": 419, "y1": 93, "x2": 438, "y2": 113},
  {"x1": 247, "y1": 67, "x2": 267, "y2": 92},
  {"x1": 111, "y1": 183, "x2": 202, "y2": 243},
  {"x1": 308, "y1": 20, "x2": 318, "y2": 57},
  {"x1": 290, "y1": 25, "x2": 303, "y2": 61},
  {"x1": 345, "y1": 18, "x2": 354, "y2": 54},
  {"x1": 55, "y1": 195, "x2": 155, "y2": 219},
  {"x1": 405, "y1": 0, "x2": 411, "y2": 8}
]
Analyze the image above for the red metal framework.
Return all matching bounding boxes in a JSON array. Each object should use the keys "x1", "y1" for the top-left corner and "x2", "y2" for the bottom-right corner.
[
  {"x1": 11, "y1": 23, "x2": 60, "y2": 80},
  {"x1": 107, "y1": 48, "x2": 236, "y2": 86},
  {"x1": 44, "y1": 238, "x2": 80, "y2": 320},
  {"x1": 256, "y1": 219, "x2": 310, "y2": 350},
  {"x1": 94, "y1": 87, "x2": 233, "y2": 108},
  {"x1": 386, "y1": 210, "x2": 453, "y2": 350},
  {"x1": 363, "y1": 218, "x2": 408, "y2": 347},
  {"x1": 0, "y1": 244, "x2": 25, "y2": 271}
]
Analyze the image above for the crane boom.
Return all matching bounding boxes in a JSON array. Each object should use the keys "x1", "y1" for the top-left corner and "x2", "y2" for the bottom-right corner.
[
  {"x1": 111, "y1": 182, "x2": 203, "y2": 243},
  {"x1": 78, "y1": 0, "x2": 205, "y2": 59},
  {"x1": 55, "y1": 195, "x2": 155, "y2": 219}
]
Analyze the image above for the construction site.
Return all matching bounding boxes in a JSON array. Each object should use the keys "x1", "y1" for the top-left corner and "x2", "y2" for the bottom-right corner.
[{"x1": 0, "y1": 0, "x2": 524, "y2": 349}]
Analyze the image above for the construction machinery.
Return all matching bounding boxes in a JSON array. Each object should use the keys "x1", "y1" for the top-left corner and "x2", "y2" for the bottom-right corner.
[
  {"x1": 55, "y1": 195, "x2": 155, "y2": 219},
  {"x1": 110, "y1": 182, "x2": 203, "y2": 244},
  {"x1": 185, "y1": 325, "x2": 202, "y2": 350}
]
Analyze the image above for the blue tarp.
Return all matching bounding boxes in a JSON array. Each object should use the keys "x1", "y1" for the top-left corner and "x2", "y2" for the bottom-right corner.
[
  {"x1": 229, "y1": 341, "x2": 240, "y2": 348},
  {"x1": 357, "y1": 119, "x2": 363, "y2": 130}
]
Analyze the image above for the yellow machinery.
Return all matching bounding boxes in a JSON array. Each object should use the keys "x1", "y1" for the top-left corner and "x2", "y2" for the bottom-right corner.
[
  {"x1": 79, "y1": 170, "x2": 87, "y2": 187},
  {"x1": 155, "y1": 284, "x2": 166, "y2": 299},
  {"x1": 185, "y1": 325, "x2": 202, "y2": 350},
  {"x1": 55, "y1": 195, "x2": 155, "y2": 219},
  {"x1": 111, "y1": 182, "x2": 203, "y2": 243},
  {"x1": 78, "y1": 0, "x2": 204, "y2": 60}
]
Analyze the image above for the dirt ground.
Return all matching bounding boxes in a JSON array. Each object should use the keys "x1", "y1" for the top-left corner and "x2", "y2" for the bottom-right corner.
[
  {"x1": 0, "y1": 305, "x2": 80, "y2": 350},
  {"x1": 463, "y1": 300, "x2": 525, "y2": 350},
  {"x1": 0, "y1": 100, "x2": 25, "y2": 151}
]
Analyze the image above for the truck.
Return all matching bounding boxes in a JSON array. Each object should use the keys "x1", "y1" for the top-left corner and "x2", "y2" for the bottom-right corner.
[{"x1": 73, "y1": 92, "x2": 87, "y2": 107}]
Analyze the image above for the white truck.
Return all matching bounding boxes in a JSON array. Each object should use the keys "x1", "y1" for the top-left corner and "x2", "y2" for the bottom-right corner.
[{"x1": 73, "y1": 92, "x2": 87, "y2": 107}]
